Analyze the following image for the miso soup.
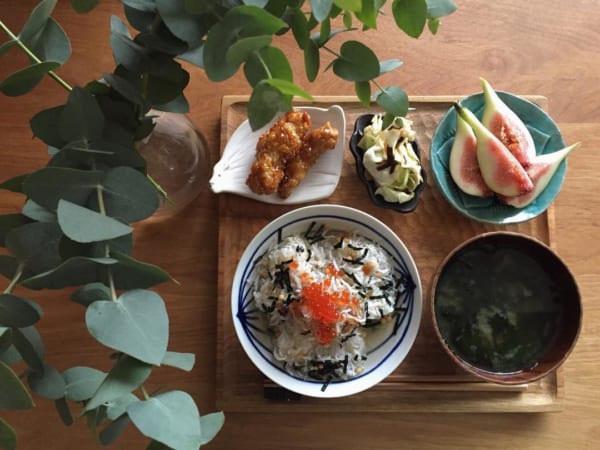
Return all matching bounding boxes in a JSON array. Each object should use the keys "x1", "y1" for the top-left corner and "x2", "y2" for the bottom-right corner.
[{"x1": 434, "y1": 240, "x2": 564, "y2": 374}]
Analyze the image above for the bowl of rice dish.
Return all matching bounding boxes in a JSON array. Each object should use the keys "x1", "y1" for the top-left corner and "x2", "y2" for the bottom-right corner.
[{"x1": 232, "y1": 204, "x2": 422, "y2": 398}]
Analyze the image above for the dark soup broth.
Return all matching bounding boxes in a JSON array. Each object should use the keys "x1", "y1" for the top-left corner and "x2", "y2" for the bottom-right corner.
[{"x1": 434, "y1": 240, "x2": 564, "y2": 374}]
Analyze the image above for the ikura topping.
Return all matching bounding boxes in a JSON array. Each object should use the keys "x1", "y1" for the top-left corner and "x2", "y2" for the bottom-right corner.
[{"x1": 252, "y1": 222, "x2": 409, "y2": 387}]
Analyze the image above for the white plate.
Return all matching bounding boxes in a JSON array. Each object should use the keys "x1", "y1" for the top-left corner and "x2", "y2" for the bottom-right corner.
[
  {"x1": 209, "y1": 105, "x2": 346, "y2": 204},
  {"x1": 231, "y1": 204, "x2": 423, "y2": 398}
]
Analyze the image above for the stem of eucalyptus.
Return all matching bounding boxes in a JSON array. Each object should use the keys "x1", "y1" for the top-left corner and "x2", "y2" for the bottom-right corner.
[
  {"x1": 96, "y1": 185, "x2": 118, "y2": 303},
  {"x1": 3, "y1": 262, "x2": 25, "y2": 294},
  {"x1": 0, "y1": 19, "x2": 73, "y2": 92}
]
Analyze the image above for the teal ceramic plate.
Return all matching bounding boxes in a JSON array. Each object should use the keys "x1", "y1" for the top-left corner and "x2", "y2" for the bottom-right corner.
[{"x1": 430, "y1": 92, "x2": 567, "y2": 224}]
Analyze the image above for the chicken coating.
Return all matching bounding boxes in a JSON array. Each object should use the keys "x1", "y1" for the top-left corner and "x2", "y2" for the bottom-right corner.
[
  {"x1": 246, "y1": 111, "x2": 311, "y2": 195},
  {"x1": 278, "y1": 121, "x2": 339, "y2": 199}
]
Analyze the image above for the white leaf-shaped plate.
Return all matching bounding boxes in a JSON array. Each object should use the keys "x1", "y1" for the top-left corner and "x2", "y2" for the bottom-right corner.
[{"x1": 209, "y1": 105, "x2": 346, "y2": 204}]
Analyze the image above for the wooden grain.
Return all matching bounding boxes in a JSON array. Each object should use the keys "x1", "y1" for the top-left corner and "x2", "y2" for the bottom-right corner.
[{"x1": 1, "y1": 0, "x2": 600, "y2": 448}]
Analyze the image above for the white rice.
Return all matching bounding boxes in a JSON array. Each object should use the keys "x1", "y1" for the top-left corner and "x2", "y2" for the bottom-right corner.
[{"x1": 252, "y1": 223, "x2": 405, "y2": 382}]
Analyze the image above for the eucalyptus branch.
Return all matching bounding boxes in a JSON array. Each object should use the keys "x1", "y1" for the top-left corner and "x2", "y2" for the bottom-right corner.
[
  {"x1": 0, "y1": 19, "x2": 73, "y2": 92},
  {"x1": 3, "y1": 261, "x2": 25, "y2": 294},
  {"x1": 96, "y1": 184, "x2": 118, "y2": 303}
]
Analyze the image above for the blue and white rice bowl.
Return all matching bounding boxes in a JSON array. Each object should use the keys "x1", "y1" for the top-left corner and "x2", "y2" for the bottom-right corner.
[{"x1": 232, "y1": 204, "x2": 422, "y2": 398}]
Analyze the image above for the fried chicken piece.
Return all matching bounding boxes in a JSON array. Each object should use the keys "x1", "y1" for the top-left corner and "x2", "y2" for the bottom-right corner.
[
  {"x1": 246, "y1": 111, "x2": 311, "y2": 195},
  {"x1": 277, "y1": 122, "x2": 339, "y2": 199}
]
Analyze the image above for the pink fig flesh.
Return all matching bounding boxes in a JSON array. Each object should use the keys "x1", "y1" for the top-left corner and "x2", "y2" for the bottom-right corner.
[
  {"x1": 481, "y1": 78, "x2": 536, "y2": 167},
  {"x1": 449, "y1": 113, "x2": 493, "y2": 197},
  {"x1": 454, "y1": 103, "x2": 534, "y2": 197},
  {"x1": 499, "y1": 142, "x2": 580, "y2": 208}
]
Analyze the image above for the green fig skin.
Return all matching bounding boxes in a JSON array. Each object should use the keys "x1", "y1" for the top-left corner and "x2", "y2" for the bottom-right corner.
[
  {"x1": 454, "y1": 103, "x2": 534, "y2": 197},
  {"x1": 449, "y1": 113, "x2": 493, "y2": 197},
  {"x1": 499, "y1": 142, "x2": 581, "y2": 208},
  {"x1": 481, "y1": 77, "x2": 536, "y2": 167}
]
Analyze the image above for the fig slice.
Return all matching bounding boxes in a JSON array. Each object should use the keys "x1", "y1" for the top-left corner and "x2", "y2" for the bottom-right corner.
[
  {"x1": 480, "y1": 77, "x2": 536, "y2": 167},
  {"x1": 449, "y1": 112, "x2": 493, "y2": 197},
  {"x1": 454, "y1": 103, "x2": 533, "y2": 197},
  {"x1": 499, "y1": 142, "x2": 580, "y2": 208}
]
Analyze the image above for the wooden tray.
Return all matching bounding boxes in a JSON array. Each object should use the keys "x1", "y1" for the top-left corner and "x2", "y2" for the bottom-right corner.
[{"x1": 216, "y1": 95, "x2": 562, "y2": 413}]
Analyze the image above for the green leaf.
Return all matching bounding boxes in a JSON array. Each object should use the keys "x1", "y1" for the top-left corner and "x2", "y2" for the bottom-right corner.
[
  {"x1": 0, "y1": 215, "x2": 31, "y2": 248},
  {"x1": 22, "y1": 200, "x2": 56, "y2": 223},
  {"x1": 5, "y1": 222, "x2": 62, "y2": 273},
  {"x1": 156, "y1": 0, "x2": 206, "y2": 45},
  {"x1": 59, "y1": 87, "x2": 105, "y2": 142},
  {"x1": 376, "y1": 85, "x2": 409, "y2": 117},
  {"x1": 0, "y1": 294, "x2": 41, "y2": 328},
  {"x1": 264, "y1": 79, "x2": 313, "y2": 100},
  {"x1": 110, "y1": 32, "x2": 150, "y2": 73},
  {"x1": 428, "y1": 17, "x2": 440, "y2": 34},
  {"x1": 289, "y1": 8, "x2": 309, "y2": 50},
  {"x1": 154, "y1": 93, "x2": 190, "y2": 114},
  {"x1": 332, "y1": 40, "x2": 379, "y2": 82},
  {"x1": 122, "y1": 0, "x2": 157, "y2": 12},
  {"x1": 23, "y1": 167, "x2": 104, "y2": 210},
  {"x1": 355, "y1": 0, "x2": 378, "y2": 29},
  {"x1": 244, "y1": 46, "x2": 292, "y2": 87},
  {"x1": 0, "y1": 416, "x2": 17, "y2": 450},
  {"x1": 19, "y1": 0, "x2": 57, "y2": 44},
  {"x1": 109, "y1": 251, "x2": 175, "y2": 291},
  {"x1": 106, "y1": 393, "x2": 138, "y2": 420},
  {"x1": 427, "y1": 0, "x2": 457, "y2": 18},
  {"x1": 70, "y1": 0, "x2": 100, "y2": 13},
  {"x1": 304, "y1": 39, "x2": 320, "y2": 82},
  {"x1": 177, "y1": 42, "x2": 204, "y2": 67},
  {"x1": 55, "y1": 397, "x2": 74, "y2": 426},
  {"x1": 162, "y1": 351, "x2": 195, "y2": 372},
  {"x1": 310, "y1": 0, "x2": 333, "y2": 22},
  {"x1": 247, "y1": 82, "x2": 291, "y2": 130},
  {"x1": 334, "y1": 0, "x2": 362, "y2": 11},
  {"x1": 11, "y1": 326, "x2": 45, "y2": 373},
  {"x1": 91, "y1": 166, "x2": 159, "y2": 222},
  {"x1": 379, "y1": 59, "x2": 403, "y2": 75},
  {"x1": 318, "y1": 19, "x2": 331, "y2": 45},
  {"x1": 135, "y1": 29, "x2": 188, "y2": 56},
  {"x1": 127, "y1": 391, "x2": 201, "y2": 450},
  {"x1": 26, "y1": 18, "x2": 71, "y2": 65},
  {"x1": 28, "y1": 364, "x2": 65, "y2": 400},
  {"x1": 99, "y1": 413, "x2": 131, "y2": 446},
  {"x1": 226, "y1": 35, "x2": 272, "y2": 67},
  {"x1": 71, "y1": 282, "x2": 112, "y2": 307},
  {"x1": 57, "y1": 200, "x2": 133, "y2": 243},
  {"x1": 0, "y1": 174, "x2": 28, "y2": 193},
  {"x1": 343, "y1": 10, "x2": 352, "y2": 29},
  {"x1": 21, "y1": 256, "x2": 117, "y2": 290},
  {"x1": 199, "y1": 412, "x2": 225, "y2": 446},
  {"x1": 392, "y1": 0, "x2": 427, "y2": 38},
  {"x1": 0, "y1": 361, "x2": 34, "y2": 409},
  {"x1": 0, "y1": 40, "x2": 17, "y2": 57},
  {"x1": 86, "y1": 289, "x2": 168, "y2": 365},
  {"x1": 85, "y1": 356, "x2": 152, "y2": 412},
  {"x1": 0, "y1": 256, "x2": 21, "y2": 283},
  {"x1": 124, "y1": 5, "x2": 157, "y2": 32},
  {"x1": 30, "y1": 105, "x2": 67, "y2": 148},
  {"x1": 102, "y1": 73, "x2": 145, "y2": 107},
  {"x1": 0, "y1": 61, "x2": 61, "y2": 96},
  {"x1": 0, "y1": 327, "x2": 11, "y2": 354},
  {"x1": 63, "y1": 366, "x2": 106, "y2": 401}
]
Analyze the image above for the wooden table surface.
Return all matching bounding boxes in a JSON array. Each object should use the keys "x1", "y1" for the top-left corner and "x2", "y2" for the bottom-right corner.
[{"x1": 1, "y1": 0, "x2": 599, "y2": 448}]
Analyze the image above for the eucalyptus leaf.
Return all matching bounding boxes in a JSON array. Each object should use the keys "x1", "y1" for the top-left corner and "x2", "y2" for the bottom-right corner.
[
  {"x1": 264, "y1": 79, "x2": 313, "y2": 100},
  {"x1": 289, "y1": 8, "x2": 309, "y2": 50},
  {"x1": 343, "y1": 10, "x2": 352, "y2": 29},
  {"x1": 177, "y1": 42, "x2": 204, "y2": 67},
  {"x1": 156, "y1": 0, "x2": 206, "y2": 45},
  {"x1": 54, "y1": 397, "x2": 73, "y2": 426},
  {"x1": 23, "y1": 167, "x2": 104, "y2": 210},
  {"x1": 127, "y1": 390, "x2": 201, "y2": 450},
  {"x1": 84, "y1": 356, "x2": 152, "y2": 412},
  {"x1": 247, "y1": 81, "x2": 291, "y2": 130},
  {"x1": 144, "y1": 63, "x2": 190, "y2": 105},
  {"x1": 110, "y1": 251, "x2": 175, "y2": 290},
  {"x1": 135, "y1": 28, "x2": 189, "y2": 56},
  {"x1": 0, "y1": 40, "x2": 17, "y2": 57},
  {"x1": 22, "y1": 200, "x2": 57, "y2": 223},
  {"x1": 0, "y1": 327, "x2": 11, "y2": 354},
  {"x1": 111, "y1": 15, "x2": 132, "y2": 38},
  {"x1": 0, "y1": 294, "x2": 41, "y2": 328},
  {"x1": 71, "y1": 282, "x2": 112, "y2": 307},
  {"x1": 26, "y1": 18, "x2": 71, "y2": 65},
  {"x1": 379, "y1": 59, "x2": 403, "y2": 75},
  {"x1": 199, "y1": 412, "x2": 225, "y2": 446},
  {"x1": 59, "y1": 86, "x2": 105, "y2": 142},
  {"x1": 5, "y1": 222, "x2": 62, "y2": 274},
  {"x1": 122, "y1": 0, "x2": 157, "y2": 12},
  {"x1": 162, "y1": 351, "x2": 195, "y2": 372},
  {"x1": 0, "y1": 214, "x2": 31, "y2": 248},
  {"x1": 28, "y1": 364, "x2": 66, "y2": 400},
  {"x1": 30, "y1": 105, "x2": 67, "y2": 148},
  {"x1": 154, "y1": 93, "x2": 190, "y2": 114},
  {"x1": 244, "y1": 46, "x2": 292, "y2": 87},
  {"x1": 0, "y1": 61, "x2": 61, "y2": 96},
  {"x1": 11, "y1": 326, "x2": 45, "y2": 373},
  {"x1": 226, "y1": 35, "x2": 272, "y2": 67},
  {"x1": 392, "y1": 0, "x2": 427, "y2": 38},
  {"x1": 332, "y1": 40, "x2": 379, "y2": 82},
  {"x1": 21, "y1": 256, "x2": 117, "y2": 290},
  {"x1": 63, "y1": 366, "x2": 107, "y2": 402},
  {"x1": 355, "y1": 81, "x2": 371, "y2": 107},
  {"x1": 0, "y1": 416, "x2": 17, "y2": 450},
  {"x1": 0, "y1": 256, "x2": 22, "y2": 283},
  {"x1": 106, "y1": 393, "x2": 138, "y2": 420},
  {"x1": 428, "y1": 17, "x2": 440, "y2": 34},
  {"x1": 0, "y1": 361, "x2": 34, "y2": 409},
  {"x1": 124, "y1": 5, "x2": 158, "y2": 32},
  {"x1": 57, "y1": 199, "x2": 133, "y2": 243},
  {"x1": 376, "y1": 85, "x2": 409, "y2": 117},
  {"x1": 310, "y1": 0, "x2": 333, "y2": 22},
  {"x1": 19, "y1": 0, "x2": 58, "y2": 44},
  {"x1": 147, "y1": 440, "x2": 170, "y2": 450},
  {"x1": 110, "y1": 32, "x2": 151, "y2": 73},
  {"x1": 355, "y1": 0, "x2": 378, "y2": 29},
  {"x1": 99, "y1": 413, "x2": 131, "y2": 446},
  {"x1": 102, "y1": 72, "x2": 146, "y2": 107},
  {"x1": 334, "y1": 0, "x2": 362, "y2": 11},
  {"x1": 0, "y1": 343, "x2": 21, "y2": 366},
  {"x1": 86, "y1": 289, "x2": 168, "y2": 365},
  {"x1": 70, "y1": 0, "x2": 100, "y2": 13},
  {"x1": 0, "y1": 174, "x2": 28, "y2": 193},
  {"x1": 427, "y1": 0, "x2": 457, "y2": 18}
]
